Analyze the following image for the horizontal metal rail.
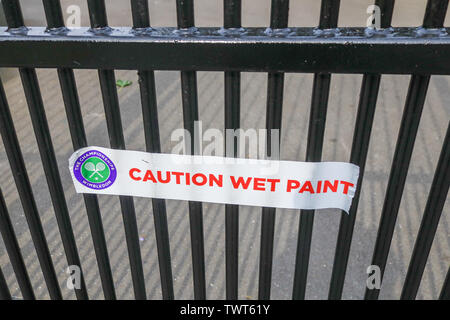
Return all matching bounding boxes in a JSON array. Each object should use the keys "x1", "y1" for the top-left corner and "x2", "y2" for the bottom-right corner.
[{"x1": 0, "y1": 27, "x2": 449, "y2": 74}]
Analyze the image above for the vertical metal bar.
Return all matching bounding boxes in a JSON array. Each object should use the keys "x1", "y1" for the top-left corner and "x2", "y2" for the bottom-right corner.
[
  {"x1": 377, "y1": 0, "x2": 395, "y2": 28},
  {"x1": 131, "y1": 0, "x2": 174, "y2": 300},
  {"x1": 37, "y1": 0, "x2": 94, "y2": 301},
  {"x1": 400, "y1": 123, "x2": 449, "y2": 299},
  {"x1": 364, "y1": 0, "x2": 448, "y2": 300},
  {"x1": 1, "y1": 0, "x2": 63, "y2": 300},
  {"x1": 0, "y1": 267, "x2": 11, "y2": 300},
  {"x1": 328, "y1": 0, "x2": 394, "y2": 300},
  {"x1": 292, "y1": 0, "x2": 340, "y2": 300},
  {"x1": 175, "y1": 0, "x2": 206, "y2": 300},
  {"x1": 20, "y1": 37, "x2": 86, "y2": 298},
  {"x1": 58, "y1": 68, "x2": 116, "y2": 300},
  {"x1": 175, "y1": 1, "x2": 203, "y2": 300},
  {"x1": 0, "y1": 188, "x2": 35, "y2": 300},
  {"x1": 42, "y1": 0, "x2": 117, "y2": 300},
  {"x1": 422, "y1": 0, "x2": 448, "y2": 28},
  {"x1": 17, "y1": 69, "x2": 68, "y2": 300},
  {"x1": 224, "y1": 0, "x2": 241, "y2": 29},
  {"x1": 60, "y1": 65, "x2": 118, "y2": 300},
  {"x1": 440, "y1": 267, "x2": 450, "y2": 300},
  {"x1": 131, "y1": 0, "x2": 150, "y2": 28},
  {"x1": 328, "y1": 75, "x2": 381, "y2": 299},
  {"x1": 87, "y1": 0, "x2": 108, "y2": 28},
  {"x1": 1, "y1": 0, "x2": 23, "y2": 29},
  {"x1": 0, "y1": 78, "x2": 60, "y2": 299},
  {"x1": 258, "y1": 0, "x2": 288, "y2": 300},
  {"x1": 87, "y1": 0, "x2": 146, "y2": 300},
  {"x1": 0, "y1": 78, "x2": 57, "y2": 299},
  {"x1": 364, "y1": 74, "x2": 431, "y2": 300},
  {"x1": 223, "y1": 0, "x2": 241, "y2": 301},
  {"x1": 176, "y1": 0, "x2": 195, "y2": 29},
  {"x1": 42, "y1": 0, "x2": 65, "y2": 28},
  {"x1": 317, "y1": 0, "x2": 340, "y2": 28}
]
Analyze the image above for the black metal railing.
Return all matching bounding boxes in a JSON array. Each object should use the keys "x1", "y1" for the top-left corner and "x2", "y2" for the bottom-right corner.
[{"x1": 0, "y1": 0, "x2": 448, "y2": 300}]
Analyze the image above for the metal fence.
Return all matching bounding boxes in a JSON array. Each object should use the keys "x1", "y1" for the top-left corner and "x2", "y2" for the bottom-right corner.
[{"x1": 0, "y1": 0, "x2": 449, "y2": 300}]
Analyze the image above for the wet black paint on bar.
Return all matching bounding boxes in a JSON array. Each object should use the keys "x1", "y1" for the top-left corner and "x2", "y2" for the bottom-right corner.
[
  {"x1": 224, "y1": 0, "x2": 241, "y2": 301},
  {"x1": 131, "y1": 0, "x2": 175, "y2": 300},
  {"x1": 0, "y1": 266, "x2": 11, "y2": 300},
  {"x1": 176, "y1": 0, "x2": 206, "y2": 300},
  {"x1": 2, "y1": 0, "x2": 67, "y2": 300},
  {"x1": 258, "y1": 0, "x2": 289, "y2": 300},
  {"x1": 401, "y1": 123, "x2": 450, "y2": 299},
  {"x1": 293, "y1": 0, "x2": 340, "y2": 300},
  {"x1": 88, "y1": 0, "x2": 146, "y2": 300},
  {"x1": 365, "y1": 0, "x2": 448, "y2": 300},
  {"x1": 0, "y1": 188, "x2": 35, "y2": 299},
  {"x1": 42, "y1": 0, "x2": 115, "y2": 300},
  {"x1": 328, "y1": 0, "x2": 395, "y2": 301}
]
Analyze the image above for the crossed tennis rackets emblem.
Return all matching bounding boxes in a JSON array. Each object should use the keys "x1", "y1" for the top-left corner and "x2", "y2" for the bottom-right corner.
[
  {"x1": 84, "y1": 162, "x2": 106, "y2": 178},
  {"x1": 84, "y1": 161, "x2": 107, "y2": 178}
]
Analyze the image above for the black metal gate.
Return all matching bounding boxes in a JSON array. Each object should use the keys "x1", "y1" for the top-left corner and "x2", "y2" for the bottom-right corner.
[{"x1": 0, "y1": 0, "x2": 449, "y2": 300}]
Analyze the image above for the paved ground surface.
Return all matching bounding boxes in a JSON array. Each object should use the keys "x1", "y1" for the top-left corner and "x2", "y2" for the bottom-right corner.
[{"x1": 0, "y1": 0, "x2": 448, "y2": 300}]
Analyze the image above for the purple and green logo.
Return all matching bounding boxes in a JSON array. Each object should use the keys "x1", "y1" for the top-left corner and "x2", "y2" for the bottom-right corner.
[{"x1": 73, "y1": 150, "x2": 117, "y2": 190}]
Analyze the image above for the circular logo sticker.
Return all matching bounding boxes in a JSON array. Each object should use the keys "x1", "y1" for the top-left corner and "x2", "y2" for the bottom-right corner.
[{"x1": 73, "y1": 150, "x2": 117, "y2": 190}]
